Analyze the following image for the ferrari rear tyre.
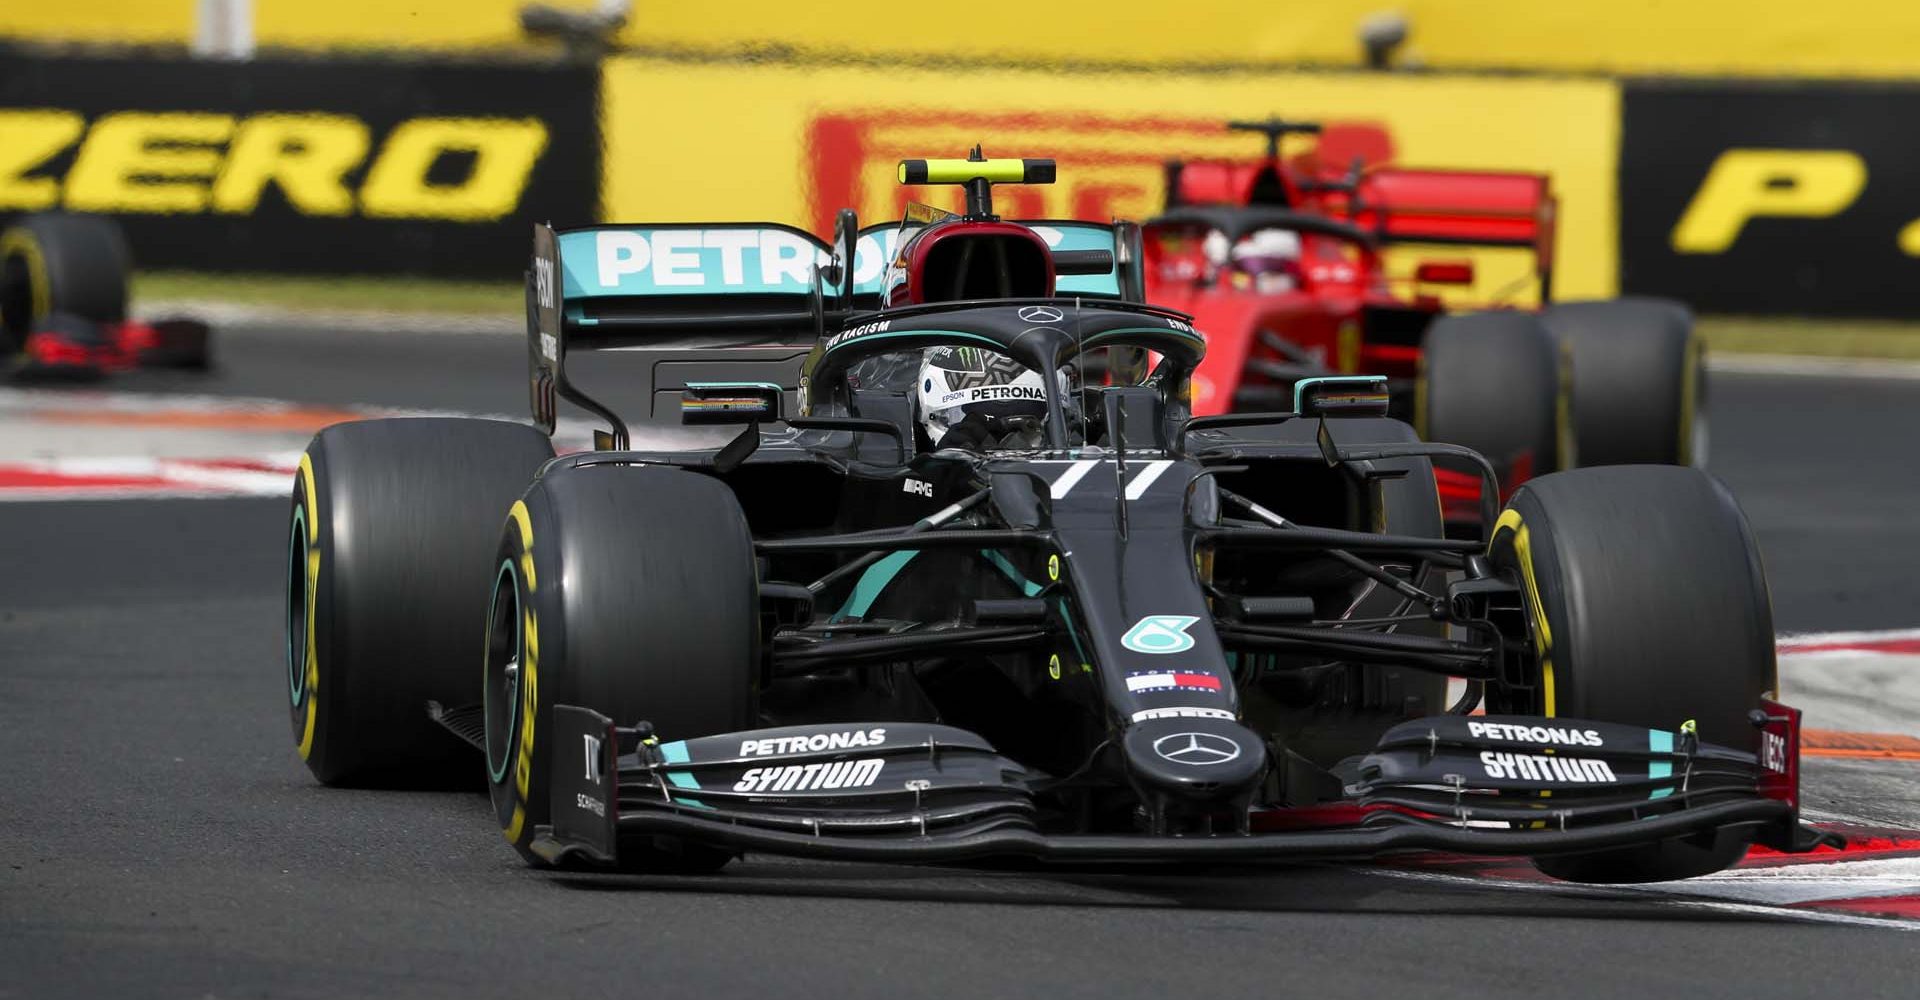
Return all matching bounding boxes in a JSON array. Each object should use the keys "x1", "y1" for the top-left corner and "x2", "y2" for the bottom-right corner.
[
  {"x1": 289, "y1": 417, "x2": 554, "y2": 785},
  {"x1": 1487, "y1": 466, "x2": 1775, "y2": 883},
  {"x1": 1416, "y1": 311, "x2": 1569, "y2": 491},
  {"x1": 1544, "y1": 297, "x2": 1703, "y2": 467},
  {"x1": 1, "y1": 213, "x2": 130, "y2": 355},
  {"x1": 486, "y1": 462, "x2": 757, "y2": 870}
]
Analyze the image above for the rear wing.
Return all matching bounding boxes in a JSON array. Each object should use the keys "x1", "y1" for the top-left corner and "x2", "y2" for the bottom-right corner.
[
  {"x1": 527, "y1": 214, "x2": 1144, "y2": 444},
  {"x1": 528, "y1": 216, "x2": 857, "y2": 441},
  {"x1": 1344, "y1": 168, "x2": 1557, "y2": 299},
  {"x1": 848, "y1": 219, "x2": 1143, "y2": 304}
]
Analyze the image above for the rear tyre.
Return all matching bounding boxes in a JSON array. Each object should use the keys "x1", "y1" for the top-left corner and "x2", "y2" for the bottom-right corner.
[
  {"x1": 1544, "y1": 297, "x2": 1703, "y2": 467},
  {"x1": 1487, "y1": 466, "x2": 1775, "y2": 883},
  {"x1": 289, "y1": 417, "x2": 554, "y2": 785},
  {"x1": 1, "y1": 214, "x2": 130, "y2": 356},
  {"x1": 486, "y1": 462, "x2": 757, "y2": 870},
  {"x1": 1416, "y1": 312, "x2": 1568, "y2": 490}
]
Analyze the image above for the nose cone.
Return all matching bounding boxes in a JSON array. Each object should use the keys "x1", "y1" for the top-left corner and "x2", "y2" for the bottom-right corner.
[{"x1": 1121, "y1": 718, "x2": 1268, "y2": 801}]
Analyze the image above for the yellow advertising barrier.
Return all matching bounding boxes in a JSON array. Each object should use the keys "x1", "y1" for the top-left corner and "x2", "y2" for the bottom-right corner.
[
  {"x1": 9, "y1": 0, "x2": 1920, "y2": 80},
  {"x1": 602, "y1": 57, "x2": 1619, "y2": 298}
]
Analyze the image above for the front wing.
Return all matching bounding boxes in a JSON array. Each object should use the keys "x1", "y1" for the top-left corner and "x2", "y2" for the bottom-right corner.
[{"x1": 532, "y1": 701, "x2": 1835, "y2": 867}]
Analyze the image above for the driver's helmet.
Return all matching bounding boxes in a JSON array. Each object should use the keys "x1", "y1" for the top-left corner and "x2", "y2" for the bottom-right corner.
[
  {"x1": 1231, "y1": 228, "x2": 1303, "y2": 294},
  {"x1": 917, "y1": 345, "x2": 1050, "y2": 447}
]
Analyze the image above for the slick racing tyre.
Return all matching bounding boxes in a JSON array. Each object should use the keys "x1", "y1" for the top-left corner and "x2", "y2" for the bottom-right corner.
[
  {"x1": 1543, "y1": 297, "x2": 1703, "y2": 467},
  {"x1": 1416, "y1": 312, "x2": 1569, "y2": 491},
  {"x1": 289, "y1": 417, "x2": 554, "y2": 785},
  {"x1": 486, "y1": 462, "x2": 757, "y2": 870},
  {"x1": 1, "y1": 213, "x2": 130, "y2": 357},
  {"x1": 1488, "y1": 466, "x2": 1775, "y2": 883}
]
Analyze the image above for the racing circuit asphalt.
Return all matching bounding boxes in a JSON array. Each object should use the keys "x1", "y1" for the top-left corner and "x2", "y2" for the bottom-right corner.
[{"x1": 4, "y1": 323, "x2": 1920, "y2": 998}]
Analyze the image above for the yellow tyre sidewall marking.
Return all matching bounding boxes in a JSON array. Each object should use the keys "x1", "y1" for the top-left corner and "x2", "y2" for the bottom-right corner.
[
  {"x1": 1554, "y1": 336, "x2": 1576, "y2": 471},
  {"x1": 296, "y1": 453, "x2": 322, "y2": 760},
  {"x1": 0, "y1": 228, "x2": 52, "y2": 325},
  {"x1": 503, "y1": 499, "x2": 539, "y2": 844},
  {"x1": 1677, "y1": 331, "x2": 1702, "y2": 466},
  {"x1": 1492, "y1": 507, "x2": 1556, "y2": 717}
]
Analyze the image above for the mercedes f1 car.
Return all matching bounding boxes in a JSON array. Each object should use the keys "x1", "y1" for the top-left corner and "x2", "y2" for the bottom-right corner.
[
  {"x1": 1, "y1": 212, "x2": 212, "y2": 378},
  {"x1": 285, "y1": 153, "x2": 1829, "y2": 883},
  {"x1": 1147, "y1": 119, "x2": 1702, "y2": 521}
]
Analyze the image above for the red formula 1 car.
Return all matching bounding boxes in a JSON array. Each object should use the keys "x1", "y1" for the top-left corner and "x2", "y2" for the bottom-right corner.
[
  {"x1": 1, "y1": 213, "x2": 212, "y2": 379},
  {"x1": 1143, "y1": 119, "x2": 1702, "y2": 523}
]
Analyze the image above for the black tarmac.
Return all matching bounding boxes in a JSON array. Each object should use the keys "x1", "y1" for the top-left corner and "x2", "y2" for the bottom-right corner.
[{"x1": 4, "y1": 325, "x2": 1918, "y2": 998}]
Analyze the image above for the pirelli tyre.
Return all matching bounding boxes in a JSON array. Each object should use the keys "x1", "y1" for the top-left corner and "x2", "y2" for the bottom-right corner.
[
  {"x1": 485, "y1": 462, "x2": 757, "y2": 870},
  {"x1": 1544, "y1": 297, "x2": 1703, "y2": 467},
  {"x1": 1487, "y1": 465, "x2": 1775, "y2": 883},
  {"x1": 1, "y1": 213, "x2": 131, "y2": 357},
  {"x1": 1416, "y1": 311, "x2": 1569, "y2": 490},
  {"x1": 289, "y1": 417, "x2": 555, "y2": 785}
]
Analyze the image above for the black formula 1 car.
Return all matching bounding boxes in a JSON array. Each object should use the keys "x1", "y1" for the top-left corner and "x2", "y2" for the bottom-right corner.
[{"x1": 285, "y1": 154, "x2": 1831, "y2": 882}]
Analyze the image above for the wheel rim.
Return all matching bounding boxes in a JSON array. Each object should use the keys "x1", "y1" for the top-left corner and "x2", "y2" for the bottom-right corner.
[
  {"x1": 286, "y1": 505, "x2": 308, "y2": 707},
  {"x1": 483, "y1": 560, "x2": 522, "y2": 784}
]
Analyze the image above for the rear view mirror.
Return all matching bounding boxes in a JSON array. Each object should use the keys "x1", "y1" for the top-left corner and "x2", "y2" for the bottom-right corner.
[
  {"x1": 1294, "y1": 375, "x2": 1390, "y2": 419},
  {"x1": 681, "y1": 382, "x2": 784, "y2": 425},
  {"x1": 1414, "y1": 260, "x2": 1475, "y2": 285}
]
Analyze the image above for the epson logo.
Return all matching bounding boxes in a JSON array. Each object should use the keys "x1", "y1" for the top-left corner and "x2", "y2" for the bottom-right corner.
[
  {"x1": 1467, "y1": 721, "x2": 1605, "y2": 747},
  {"x1": 1479, "y1": 751, "x2": 1619, "y2": 784},
  {"x1": 739, "y1": 728, "x2": 887, "y2": 757},
  {"x1": 733, "y1": 758, "x2": 884, "y2": 793},
  {"x1": 967, "y1": 384, "x2": 1045, "y2": 403},
  {"x1": 533, "y1": 257, "x2": 555, "y2": 310}
]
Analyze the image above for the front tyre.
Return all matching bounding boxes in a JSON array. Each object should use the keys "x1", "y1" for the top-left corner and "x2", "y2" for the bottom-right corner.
[
  {"x1": 1487, "y1": 466, "x2": 1775, "y2": 882},
  {"x1": 289, "y1": 417, "x2": 554, "y2": 785},
  {"x1": 487, "y1": 462, "x2": 757, "y2": 870}
]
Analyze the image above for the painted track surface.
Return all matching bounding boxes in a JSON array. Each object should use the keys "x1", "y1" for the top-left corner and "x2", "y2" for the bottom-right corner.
[{"x1": 3, "y1": 324, "x2": 1919, "y2": 998}]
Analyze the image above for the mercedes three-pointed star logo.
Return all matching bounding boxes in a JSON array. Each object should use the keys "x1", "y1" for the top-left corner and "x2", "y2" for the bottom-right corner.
[
  {"x1": 1152, "y1": 732, "x2": 1242, "y2": 766},
  {"x1": 1017, "y1": 305, "x2": 1065, "y2": 324}
]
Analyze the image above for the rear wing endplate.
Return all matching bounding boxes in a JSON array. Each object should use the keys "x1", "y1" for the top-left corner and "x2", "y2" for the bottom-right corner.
[{"x1": 528, "y1": 216, "x2": 857, "y2": 440}]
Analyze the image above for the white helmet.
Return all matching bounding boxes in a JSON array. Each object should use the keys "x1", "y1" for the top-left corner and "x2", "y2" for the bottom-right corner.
[{"x1": 917, "y1": 346, "x2": 1050, "y2": 447}]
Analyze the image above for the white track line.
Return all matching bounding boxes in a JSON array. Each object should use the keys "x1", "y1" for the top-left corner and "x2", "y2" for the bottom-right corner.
[
  {"x1": 1374, "y1": 867, "x2": 1920, "y2": 930},
  {"x1": 1708, "y1": 353, "x2": 1920, "y2": 380},
  {"x1": 1778, "y1": 627, "x2": 1920, "y2": 649}
]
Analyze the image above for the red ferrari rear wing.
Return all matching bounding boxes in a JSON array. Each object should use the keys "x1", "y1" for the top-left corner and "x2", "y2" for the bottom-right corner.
[{"x1": 1340, "y1": 168, "x2": 1557, "y2": 298}]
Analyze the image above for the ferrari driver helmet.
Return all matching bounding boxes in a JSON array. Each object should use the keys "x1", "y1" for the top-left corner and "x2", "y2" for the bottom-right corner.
[{"x1": 917, "y1": 345, "x2": 1051, "y2": 448}]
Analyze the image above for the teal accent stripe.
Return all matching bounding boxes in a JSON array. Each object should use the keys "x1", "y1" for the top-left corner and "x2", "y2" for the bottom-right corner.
[
  {"x1": 821, "y1": 329, "x2": 1003, "y2": 355},
  {"x1": 832, "y1": 550, "x2": 919, "y2": 622},
  {"x1": 1647, "y1": 728, "x2": 1674, "y2": 798},
  {"x1": 1055, "y1": 596, "x2": 1089, "y2": 665},
  {"x1": 654, "y1": 741, "x2": 711, "y2": 809},
  {"x1": 1079, "y1": 327, "x2": 1206, "y2": 348},
  {"x1": 981, "y1": 549, "x2": 1044, "y2": 597}
]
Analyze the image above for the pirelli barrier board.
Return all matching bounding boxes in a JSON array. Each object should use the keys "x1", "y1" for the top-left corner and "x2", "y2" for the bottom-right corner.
[
  {"x1": 1620, "y1": 79, "x2": 1920, "y2": 317},
  {"x1": 599, "y1": 56, "x2": 1622, "y2": 301},
  {"x1": 0, "y1": 54, "x2": 598, "y2": 278}
]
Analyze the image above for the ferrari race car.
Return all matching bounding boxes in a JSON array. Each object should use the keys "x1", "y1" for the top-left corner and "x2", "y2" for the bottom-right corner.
[
  {"x1": 1147, "y1": 119, "x2": 1701, "y2": 519},
  {"x1": 285, "y1": 154, "x2": 1829, "y2": 882},
  {"x1": 1, "y1": 212, "x2": 212, "y2": 378}
]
